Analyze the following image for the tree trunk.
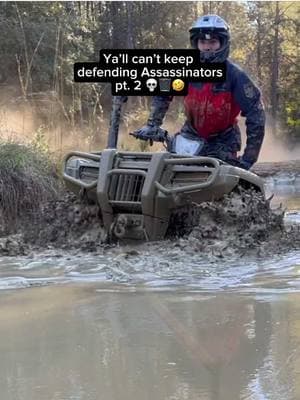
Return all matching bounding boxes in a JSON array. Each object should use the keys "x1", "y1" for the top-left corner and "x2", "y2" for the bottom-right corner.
[
  {"x1": 270, "y1": 2, "x2": 280, "y2": 136},
  {"x1": 256, "y1": 4, "x2": 262, "y2": 85},
  {"x1": 126, "y1": 2, "x2": 134, "y2": 48},
  {"x1": 202, "y1": 2, "x2": 210, "y2": 14}
]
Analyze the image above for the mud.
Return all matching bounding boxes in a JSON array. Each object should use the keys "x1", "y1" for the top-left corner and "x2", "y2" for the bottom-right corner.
[
  {"x1": 0, "y1": 191, "x2": 105, "y2": 255},
  {"x1": 22, "y1": 193, "x2": 107, "y2": 254},
  {"x1": 0, "y1": 159, "x2": 298, "y2": 257},
  {"x1": 0, "y1": 182, "x2": 298, "y2": 259},
  {"x1": 252, "y1": 159, "x2": 300, "y2": 177},
  {"x1": 176, "y1": 190, "x2": 299, "y2": 259}
]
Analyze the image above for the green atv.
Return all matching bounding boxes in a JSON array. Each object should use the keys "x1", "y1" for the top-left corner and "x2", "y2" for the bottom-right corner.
[{"x1": 62, "y1": 96, "x2": 264, "y2": 241}]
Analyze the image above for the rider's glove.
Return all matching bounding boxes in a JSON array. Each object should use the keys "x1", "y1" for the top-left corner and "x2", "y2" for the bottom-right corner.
[
  {"x1": 238, "y1": 156, "x2": 254, "y2": 170},
  {"x1": 130, "y1": 97, "x2": 171, "y2": 145},
  {"x1": 239, "y1": 142, "x2": 263, "y2": 170},
  {"x1": 131, "y1": 124, "x2": 161, "y2": 143},
  {"x1": 130, "y1": 125, "x2": 168, "y2": 145},
  {"x1": 229, "y1": 156, "x2": 253, "y2": 170}
]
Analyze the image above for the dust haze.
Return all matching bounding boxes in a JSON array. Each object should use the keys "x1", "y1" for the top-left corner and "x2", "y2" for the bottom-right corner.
[
  {"x1": 257, "y1": 126, "x2": 300, "y2": 162},
  {"x1": 238, "y1": 118, "x2": 300, "y2": 162},
  {"x1": 0, "y1": 98, "x2": 299, "y2": 163}
]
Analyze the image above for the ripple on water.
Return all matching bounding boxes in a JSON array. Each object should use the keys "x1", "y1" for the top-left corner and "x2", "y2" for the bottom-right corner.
[{"x1": 0, "y1": 249, "x2": 298, "y2": 294}]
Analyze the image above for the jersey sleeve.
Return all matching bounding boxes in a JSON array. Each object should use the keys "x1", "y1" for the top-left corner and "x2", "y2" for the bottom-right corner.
[
  {"x1": 232, "y1": 69, "x2": 265, "y2": 164},
  {"x1": 148, "y1": 96, "x2": 173, "y2": 126}
]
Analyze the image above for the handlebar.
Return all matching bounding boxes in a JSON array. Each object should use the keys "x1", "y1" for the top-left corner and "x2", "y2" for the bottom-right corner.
[{"x1": 129, "y1": 127, "x2": 171, "y2": 147}]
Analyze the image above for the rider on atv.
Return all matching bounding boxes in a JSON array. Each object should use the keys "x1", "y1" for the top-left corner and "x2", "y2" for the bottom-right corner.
[{"x1": 132, "y1": 14, "x2": 265, "y2": 170}]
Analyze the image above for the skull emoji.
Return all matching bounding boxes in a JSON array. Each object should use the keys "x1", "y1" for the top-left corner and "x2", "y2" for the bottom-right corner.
[{"x1": 146, "y1": 78, "x2": 157, "y2": 92}]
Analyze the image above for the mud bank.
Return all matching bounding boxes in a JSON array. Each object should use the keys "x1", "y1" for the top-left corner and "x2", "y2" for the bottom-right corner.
[
  {"x1": 0, "y1": 186, "x2": 299, "y2": 258},
  {"x1": 252, "y1": 160, "x2": 300, "y2": 177}
]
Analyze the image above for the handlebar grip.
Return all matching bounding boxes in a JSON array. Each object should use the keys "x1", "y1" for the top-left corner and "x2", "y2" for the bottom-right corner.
[{"x1": 129, "y1": 128, "x2": 169, "y2": 143}]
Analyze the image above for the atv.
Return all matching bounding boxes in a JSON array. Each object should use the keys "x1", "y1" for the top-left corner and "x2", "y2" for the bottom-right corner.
[{"x1": 62, "y1": 96, "x2": 265, "y2": 241}]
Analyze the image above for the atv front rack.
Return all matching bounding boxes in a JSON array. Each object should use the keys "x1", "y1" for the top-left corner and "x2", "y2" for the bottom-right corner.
[{"x1": 62, "y1": 149, "x2": 263, "y2": 241}]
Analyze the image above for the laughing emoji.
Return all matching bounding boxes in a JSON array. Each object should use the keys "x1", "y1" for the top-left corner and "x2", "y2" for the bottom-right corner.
[{"x1": 172, "y1": 79, "x2": 185, "y2": 91}]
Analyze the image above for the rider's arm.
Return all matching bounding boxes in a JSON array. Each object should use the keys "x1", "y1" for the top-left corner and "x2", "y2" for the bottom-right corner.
[
  {"x1": 232, "y1": 69, "x2": 265, "y2": 169},
  {"x1": 148, "y1": 96, "x2": 173, "y2": 126},
  {"x1": 130, "y1": 96, "x2": 173, "y2": 142}
]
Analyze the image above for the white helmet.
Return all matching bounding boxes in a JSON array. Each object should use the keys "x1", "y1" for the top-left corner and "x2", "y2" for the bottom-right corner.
[{"x1": 189, "y1": 15, "x2": 230, "y2": 62}]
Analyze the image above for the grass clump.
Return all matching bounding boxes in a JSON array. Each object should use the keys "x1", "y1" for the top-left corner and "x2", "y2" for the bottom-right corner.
[{"x1": 0, "y1": 140, "x2": 60, "y2": 232}]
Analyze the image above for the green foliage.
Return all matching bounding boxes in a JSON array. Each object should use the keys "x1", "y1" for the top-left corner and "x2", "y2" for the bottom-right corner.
[
  {"x1": 31, "y1": 125, "x2": 50, "y2": 154},
  {"x1": 0, "y1": 1, "x2": 299, "y2": 142},
  {"x1": 0, "y1": 140, "x2": 60, "y2": 230},
  {"x1": 284, "y1": 99, "x2": 300, "y2": 139}
]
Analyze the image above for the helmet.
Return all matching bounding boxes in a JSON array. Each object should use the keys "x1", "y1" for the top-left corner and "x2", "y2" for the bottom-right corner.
[{"x1": 189, "y1": 15, "x2": 230, "y2": 62}]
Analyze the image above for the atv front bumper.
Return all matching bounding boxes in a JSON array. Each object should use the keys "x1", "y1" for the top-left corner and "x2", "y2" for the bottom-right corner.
[{"x1": 62, "y1": 149, "x2": 264, "y2": 240}]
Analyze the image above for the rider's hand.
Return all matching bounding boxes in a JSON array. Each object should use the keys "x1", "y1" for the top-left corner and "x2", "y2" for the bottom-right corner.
[
  {"x1": 130, "y1": 124, "x2": 160, "y2": 142},
  {"x1": 229, "y1": 156, "x2": 253, "y2": 170},
  {"x1": 237, "y1": 156, "x2": 254, "y2": 170},
  {"x1": 130, "y1": 125, "x2": 169, "y2": 147}
]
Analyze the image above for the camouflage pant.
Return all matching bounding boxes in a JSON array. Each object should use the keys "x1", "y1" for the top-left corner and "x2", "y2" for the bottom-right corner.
[{"x1": 177, "y1": 121, "x2": 241, "y2": 165}]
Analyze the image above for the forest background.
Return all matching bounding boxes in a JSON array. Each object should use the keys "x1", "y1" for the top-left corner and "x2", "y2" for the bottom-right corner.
[{"x1": 0, "y1": 1, "x2": 299, "y2": 160}]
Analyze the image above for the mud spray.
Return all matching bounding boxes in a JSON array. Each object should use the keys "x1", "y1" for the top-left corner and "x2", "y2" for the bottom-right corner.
[{"x1": 0, "y1": 187, "x2": 298, "y2": 258}]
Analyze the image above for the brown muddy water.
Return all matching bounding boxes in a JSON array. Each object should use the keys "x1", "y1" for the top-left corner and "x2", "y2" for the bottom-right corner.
[{"x1": 0, "y1": 179, "x2": 299, "y2": 400}]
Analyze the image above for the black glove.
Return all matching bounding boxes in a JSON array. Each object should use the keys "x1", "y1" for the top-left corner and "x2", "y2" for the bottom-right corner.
[
  {"x1": 228, "y1": 156, "x2": 253, "y2": 170},
  {"x1": 237, "y1": 156, "x2": 254, "y2": 170},
  {"x1": 130, "y1": 125, "x2": 168, "y2": 145},
  {"x1": 130, "y1": 97, "x2": 171, "y2": 145}
]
